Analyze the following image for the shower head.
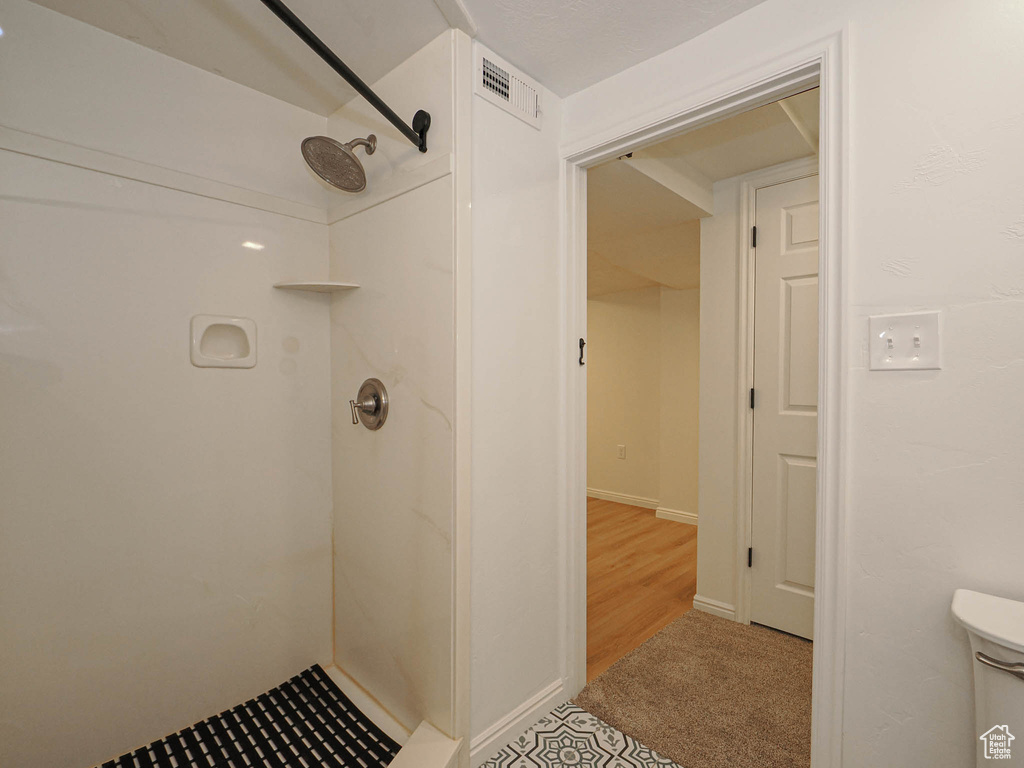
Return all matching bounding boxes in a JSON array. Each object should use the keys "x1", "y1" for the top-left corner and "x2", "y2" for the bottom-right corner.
[{"x1": 301, "y1": 134, "x2": 377, "y2": 193}]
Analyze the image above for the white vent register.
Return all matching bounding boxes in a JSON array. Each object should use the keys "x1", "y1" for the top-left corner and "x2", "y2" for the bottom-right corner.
[{"x1": 474, "y1": 45, "x2": 541, "y2": 129}]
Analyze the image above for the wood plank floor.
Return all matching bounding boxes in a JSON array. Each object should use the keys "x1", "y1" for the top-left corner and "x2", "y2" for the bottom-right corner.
[{"x1": 587, "y1": 497, "x2": 698, "y2": 682}]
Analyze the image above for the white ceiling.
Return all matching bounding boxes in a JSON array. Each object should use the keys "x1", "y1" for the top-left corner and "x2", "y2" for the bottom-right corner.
[
  {"x1": 28, "y1": 0, "x2": 770, "y2": 115},
  {"x1": 462, "y1": 0, "x2": 768, "y2": 96},
  {"x1": 588, "y1": 90, "x2": 819, "y2": 298}
]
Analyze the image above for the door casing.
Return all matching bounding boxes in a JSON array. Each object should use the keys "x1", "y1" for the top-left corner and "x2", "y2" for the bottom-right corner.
[{"x1": 559, "y1": 31, "x2": 849, "y2": 768}]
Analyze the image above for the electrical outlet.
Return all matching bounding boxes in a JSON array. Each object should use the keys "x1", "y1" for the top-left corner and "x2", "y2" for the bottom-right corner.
[{"x1": 616, "y1": 445, "x2": 626, "y2": 460}]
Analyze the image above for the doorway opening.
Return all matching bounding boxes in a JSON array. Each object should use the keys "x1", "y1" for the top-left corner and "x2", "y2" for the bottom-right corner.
[
  {"x1": 562, "y1": 42, "x2": 847, "y2": 768},
  {"x1": 579, "y1": 89, "x2": 820, "y2": 765}
]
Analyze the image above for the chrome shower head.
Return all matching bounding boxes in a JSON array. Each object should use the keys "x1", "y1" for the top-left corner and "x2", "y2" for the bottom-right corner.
[{"x1": 301, "y1": 134, "x2": 377, "y2": 193}]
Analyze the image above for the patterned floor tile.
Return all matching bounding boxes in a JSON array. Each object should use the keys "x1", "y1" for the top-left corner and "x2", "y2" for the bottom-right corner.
[{"x1": 481, "y1": 703, "x2": 682, "y2": 768}]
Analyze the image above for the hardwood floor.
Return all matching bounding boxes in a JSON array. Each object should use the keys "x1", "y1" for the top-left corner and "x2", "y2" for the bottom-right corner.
[{"x1": 587, "y1": 497, "x2": 698, "y2": 681}]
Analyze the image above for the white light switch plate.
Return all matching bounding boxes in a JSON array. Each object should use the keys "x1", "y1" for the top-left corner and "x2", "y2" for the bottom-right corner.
[{"x1": 869, "y1": 311, "x2": 941, "y2": 371}]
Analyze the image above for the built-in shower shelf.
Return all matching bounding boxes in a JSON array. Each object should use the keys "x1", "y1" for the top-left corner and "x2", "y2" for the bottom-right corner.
[{"x1": 273, "y1": 281, "x2": 360, "y2": 293}]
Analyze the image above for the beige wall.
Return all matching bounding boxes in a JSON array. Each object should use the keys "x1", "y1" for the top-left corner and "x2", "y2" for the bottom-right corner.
[
  {"x1": 659, "y1": 288, "x2": 700, "y2": 517},
  {"x1": 587, "y1": 287, "x2": 663, "y2": 503},
  {"x1": 587, "y1": 286, "x2": 699, "y2": 512},
  {"x1": 695, "y1": 176, "x2": 744, "y2": 609}
]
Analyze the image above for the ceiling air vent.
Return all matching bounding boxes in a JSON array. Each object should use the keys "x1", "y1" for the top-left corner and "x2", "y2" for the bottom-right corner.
[{"x1": 474, "y1": 45, "x2": 541, "y2": 129}]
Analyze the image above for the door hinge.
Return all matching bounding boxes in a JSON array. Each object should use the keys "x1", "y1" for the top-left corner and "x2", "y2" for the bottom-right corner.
[
  {"x1": 579, "y1": 337, "x2": 586, "y2": 366},
  {"x1": 748, "y1": 547, "x2": 753, "y2": 567},
  {"x1": 752, "y1": 226, "x2": 757, "y2": 248},
  {"x1": 750, "y1": 388, "x2": 755, "y2": 409}
]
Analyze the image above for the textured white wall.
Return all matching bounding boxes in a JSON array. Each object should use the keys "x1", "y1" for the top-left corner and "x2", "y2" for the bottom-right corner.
[
  {"x1": 564, "y1": 0, "x2": 1024, "y2": 764},
  {"x1": 469, "y1": 65, "x2": 565, "y2": 748},
  {"x1": 587, "y1": 287, "x2": 663, "y2": 503},
  {"x1": 0, "y1": 4, "x2": 333, "y2": 767}
]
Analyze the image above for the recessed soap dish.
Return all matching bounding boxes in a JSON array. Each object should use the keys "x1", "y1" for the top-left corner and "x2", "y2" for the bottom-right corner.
[{"x1": 191, "y1": 315, "x2": 256, "y2": 368}]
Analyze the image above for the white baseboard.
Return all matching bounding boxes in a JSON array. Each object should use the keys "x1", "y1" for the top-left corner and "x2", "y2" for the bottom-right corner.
[
  {"x1": 586, "y1": 488, "x2": 659, "y2": 510},
  {"x1": 469, "y1": 679, "x2": 567, "y2": 767},
  {"x1": 692, "y1": 594, "x2": 737, "y2": 621},
  {"x1": 655, "y1": 507, "x2": 698, "y2": 525}
]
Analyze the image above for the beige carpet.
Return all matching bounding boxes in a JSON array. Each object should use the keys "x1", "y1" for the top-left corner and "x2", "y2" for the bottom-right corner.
[{"x1": 574, "y1": 609, "x2": 812, "y2": 768}]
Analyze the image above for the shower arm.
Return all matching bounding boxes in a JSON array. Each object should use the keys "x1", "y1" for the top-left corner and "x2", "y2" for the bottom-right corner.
[{"x1": 258, "y1": 0, "x2": 431, "y2": 153}]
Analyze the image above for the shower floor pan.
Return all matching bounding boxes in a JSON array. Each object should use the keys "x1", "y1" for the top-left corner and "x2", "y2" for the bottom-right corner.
[{"x1": 99, "y1": 664, "x2": 403, "y2": 768}]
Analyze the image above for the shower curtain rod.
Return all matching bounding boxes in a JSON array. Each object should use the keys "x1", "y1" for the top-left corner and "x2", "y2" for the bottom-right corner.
[{"x1": 258, "y1": 0, "x2": 431, "y2": 153}]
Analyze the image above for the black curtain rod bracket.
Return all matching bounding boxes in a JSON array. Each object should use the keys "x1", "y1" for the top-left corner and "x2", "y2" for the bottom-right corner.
[{"x1": 259, "y1": 0, "x2": 430, "y2": 153}]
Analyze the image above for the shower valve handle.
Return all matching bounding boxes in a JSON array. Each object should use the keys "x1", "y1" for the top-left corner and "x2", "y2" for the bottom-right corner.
[
  {"x1": 349, "y1": 396, "x2": 378, "y2": 425},
  {"x1": 349, "y1": 378, "x2": 388, "y2": 430}
]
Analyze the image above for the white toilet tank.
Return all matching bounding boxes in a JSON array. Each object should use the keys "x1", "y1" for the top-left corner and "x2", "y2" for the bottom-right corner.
[{"x1": 953, "y1": 589, "x2": 1024, "y2": 765}]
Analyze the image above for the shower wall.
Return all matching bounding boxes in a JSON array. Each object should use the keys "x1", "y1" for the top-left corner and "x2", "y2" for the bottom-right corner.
[
  {"x1": 324, "y1": 31, "x2": 469, "y2": 741},
  {"x1": 0, "y1": 3, "x2": 333, "y2": 767}
]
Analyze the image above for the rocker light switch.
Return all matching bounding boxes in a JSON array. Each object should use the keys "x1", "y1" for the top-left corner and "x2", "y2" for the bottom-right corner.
[{"x1": 869, "y1": 312, "x2": 941, "y2": 371}]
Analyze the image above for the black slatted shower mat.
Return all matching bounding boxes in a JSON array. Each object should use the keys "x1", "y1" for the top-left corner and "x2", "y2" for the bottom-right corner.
[{"x1": 98, "y1": 664, "x2": 401, "y2": 768}]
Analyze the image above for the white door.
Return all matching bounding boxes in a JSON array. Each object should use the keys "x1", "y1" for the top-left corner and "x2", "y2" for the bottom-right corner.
[{"x1": 750, "y1": 174, "x2": 819, "y2": 640}]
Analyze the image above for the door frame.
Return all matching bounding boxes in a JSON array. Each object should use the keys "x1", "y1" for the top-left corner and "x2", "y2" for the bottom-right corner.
[
  {"x1": 559, "y1": 31, "x2": 848, "y2": 767},
  {"x1": 735, "y1": 156, "x2": 820, "y2": 628}
]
